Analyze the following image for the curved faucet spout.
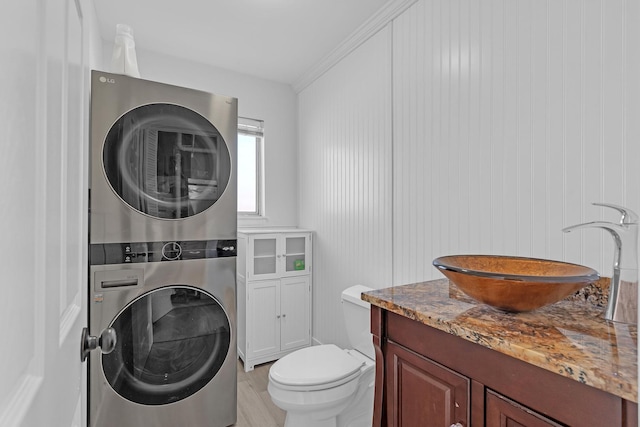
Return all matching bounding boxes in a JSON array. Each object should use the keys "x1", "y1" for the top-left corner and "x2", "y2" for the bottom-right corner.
[{"x1": 562, "y1": 220, "x2": 624, "y2": 233}]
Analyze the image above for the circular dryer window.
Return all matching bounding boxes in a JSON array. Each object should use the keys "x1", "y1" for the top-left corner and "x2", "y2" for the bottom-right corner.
[
  {"x1": 102, "y1": 286, "x2": 231, "y2": 405},
  {"x1": 103, "y1": 103, "x2": 232, "y2": 219}
]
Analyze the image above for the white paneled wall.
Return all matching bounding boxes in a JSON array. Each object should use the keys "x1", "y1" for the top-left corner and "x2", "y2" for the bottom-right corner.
[
  {"x1": 392, "y1": 0, "x2": 639, "y2": 285},
  {"x1": 298, "y1": 27, "x2": 393, "y2": 348},
  {"x1": 298, "y1": 0, "x2": 639, "y2": 346}
]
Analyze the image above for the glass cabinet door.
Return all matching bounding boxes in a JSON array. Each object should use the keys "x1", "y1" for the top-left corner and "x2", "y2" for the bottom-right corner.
[
  {"x1": 283, "y1": 235, "x2": 308, "y2": 275},
  {"x1": 249, "y1": 235, "x2": 278, "y2": 279}
]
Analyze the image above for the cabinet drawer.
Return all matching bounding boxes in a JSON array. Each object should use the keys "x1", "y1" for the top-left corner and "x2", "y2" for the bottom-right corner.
[{"x1": 486, "y1": 390, "x2": 564, "y2": 427}]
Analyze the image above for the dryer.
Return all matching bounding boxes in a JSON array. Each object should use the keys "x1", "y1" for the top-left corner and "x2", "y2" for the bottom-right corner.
[{"x1": 89, "y1": 70, "x2": 237, "y2": 244}]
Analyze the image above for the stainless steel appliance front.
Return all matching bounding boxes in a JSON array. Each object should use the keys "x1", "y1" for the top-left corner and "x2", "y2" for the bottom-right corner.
[
  {"x1": 88, "y1": 251, "x2": 236, "y2": 427},
  {"x1": 90, "y1": 71, "x2": 237, "y2": 244}
]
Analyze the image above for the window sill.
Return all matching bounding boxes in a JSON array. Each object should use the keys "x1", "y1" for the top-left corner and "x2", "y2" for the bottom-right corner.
[{"x1": 238, "y1": 214, "x2": 269, "y2": 224}]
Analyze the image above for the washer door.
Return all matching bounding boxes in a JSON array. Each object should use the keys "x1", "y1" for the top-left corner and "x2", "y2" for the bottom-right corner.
[
  {"x1": 102, "y1": 286, "x2": 231, "y2": 405},
  {"x1": 103, "y1": 104, "x2": 232, "y2": 219}
]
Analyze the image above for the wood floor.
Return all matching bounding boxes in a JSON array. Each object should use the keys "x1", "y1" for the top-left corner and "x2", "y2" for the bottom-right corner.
[{"x1": 234, "y1": 360, "x2": 286, "y2": 427}]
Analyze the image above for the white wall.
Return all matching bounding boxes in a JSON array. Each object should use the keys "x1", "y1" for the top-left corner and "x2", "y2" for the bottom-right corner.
[
  {"x1": 298, "y1": 0, "x2": 640, "y2": 347},
  {"x1": 98, "y1": 43, "x2": 300, "y2": 228},
  {"x1": 391, "y1": 0, "x2": 639, "y2": 284},
  {"x1": 299, "y1": 27, "x2": 393, "y2": 348}
]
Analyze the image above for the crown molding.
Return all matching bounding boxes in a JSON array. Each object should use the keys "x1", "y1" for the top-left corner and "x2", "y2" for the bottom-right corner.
[{"x1": 292, "y1": 0, "x2": 418, "y2": 93}]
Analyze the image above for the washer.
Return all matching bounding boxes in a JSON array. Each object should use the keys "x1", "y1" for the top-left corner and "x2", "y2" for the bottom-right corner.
[
  {"x1": 88, "y1": 241, "x2": 237, "y2": 427},
  {"x1": 89, "y1": 70, "x2": 237, "y2": 244}
]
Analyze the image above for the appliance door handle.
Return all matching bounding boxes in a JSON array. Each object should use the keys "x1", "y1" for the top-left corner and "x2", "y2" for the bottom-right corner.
[
  {"x1": 80, "y1": 327, "x2": 117, "y2": 362},
  {"x1": 100, "y1": 278, "x2": 139, "y2": 288}
]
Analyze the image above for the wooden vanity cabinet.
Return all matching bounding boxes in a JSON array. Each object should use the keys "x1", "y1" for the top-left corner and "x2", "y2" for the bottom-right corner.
[{"x1": 371, "y1": 307, "x2": 638, "y2": 427}]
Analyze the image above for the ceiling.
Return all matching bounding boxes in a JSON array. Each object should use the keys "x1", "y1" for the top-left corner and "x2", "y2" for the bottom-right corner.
[{"x1": 93, "y1": 0, "x2": 390, "y2": 85}]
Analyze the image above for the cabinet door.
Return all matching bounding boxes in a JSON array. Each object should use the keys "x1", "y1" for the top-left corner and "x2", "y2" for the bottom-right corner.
[
  {"x1": 281, "y1": 233, "x2": 312, "y2": 277},
  {"x1": 247, "y1": 280, "x2": 280, "y2": 358},
  {"x1": 280, "y1": 276, "x2": 311, "y2": 351},
  {"x1": 247, "y1": 234, "x2": 279, "y2": 280},
  {"x1": 485, "y1": 390, "x2": 564, "y2": 427},
  {"x1": 386, "y1": 342, "x2": 469, "y2": 427}
]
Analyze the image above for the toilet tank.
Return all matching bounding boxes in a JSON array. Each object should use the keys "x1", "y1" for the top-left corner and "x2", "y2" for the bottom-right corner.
[{"x1": 341, "y1": 285, "x2": 375, "y2": 360}]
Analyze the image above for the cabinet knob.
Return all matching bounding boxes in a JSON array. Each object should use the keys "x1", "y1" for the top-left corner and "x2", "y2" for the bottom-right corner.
[
  {"x1": 450, "y1": 423, "x2": 464, "y2": 427},
  {"x1": 282, "y1": 314, "x2": 286, "y2": 318},
  {"x1": 276, "y1": 315, "x2": 281, "y2": 319}
]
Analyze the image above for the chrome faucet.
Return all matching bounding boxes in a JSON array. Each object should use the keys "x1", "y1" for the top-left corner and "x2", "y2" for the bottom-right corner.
[{"x1": 563, "y1": 203, "x2": 638, "y2": 324}]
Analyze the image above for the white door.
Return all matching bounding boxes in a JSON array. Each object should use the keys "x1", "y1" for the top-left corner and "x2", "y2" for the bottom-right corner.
[
  {"x1": 0, "y1": 1, "x2": 88, "y2": 426},
  {"x1": 280, "y1": 276, "x2": 311, "y2": 351},
  {"x1": 247, "y1": 280, "x2": 280, "y2": 358}
]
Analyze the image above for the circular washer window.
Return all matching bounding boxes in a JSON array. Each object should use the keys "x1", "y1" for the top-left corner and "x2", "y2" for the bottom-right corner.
[
  {"x1": 103, "y1": 104, "x2": 231, "y2": 219},
  {"x1": 102, "y1": 286, "x2": 231, "y2": 405}
]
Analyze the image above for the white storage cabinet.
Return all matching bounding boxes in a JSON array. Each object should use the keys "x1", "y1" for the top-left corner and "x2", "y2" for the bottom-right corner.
[{"x1": 237, "y1": 228, "x2": 312, "y2": 371}]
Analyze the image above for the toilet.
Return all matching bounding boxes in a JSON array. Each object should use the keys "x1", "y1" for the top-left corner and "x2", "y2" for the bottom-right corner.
[{"x1": 267, "y1": 285, "x2": 376, "y2": 427}]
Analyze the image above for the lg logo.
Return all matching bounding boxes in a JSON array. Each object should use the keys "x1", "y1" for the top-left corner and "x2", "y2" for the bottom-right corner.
[{"x1": 98, "y1": 76, "x2": 116, "y2": 84}]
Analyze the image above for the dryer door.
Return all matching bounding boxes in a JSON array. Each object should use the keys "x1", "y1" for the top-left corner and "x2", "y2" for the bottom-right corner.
[
  {"x1": 101, "y1": 286, "x2": 231, "y2": 405},
  {"x1": 102, "y1": 104, "x2": 232, "y2": 219}
]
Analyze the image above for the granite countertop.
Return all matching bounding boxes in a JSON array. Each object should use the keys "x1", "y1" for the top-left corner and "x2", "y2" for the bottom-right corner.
[{"x1": 362, "y1": 279, "x2": 638, "y2": 403}]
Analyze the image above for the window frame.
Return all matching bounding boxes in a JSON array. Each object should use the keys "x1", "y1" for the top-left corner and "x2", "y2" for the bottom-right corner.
[{"x1": 237, "y1": 117, "x2": 264, "y2": 217}]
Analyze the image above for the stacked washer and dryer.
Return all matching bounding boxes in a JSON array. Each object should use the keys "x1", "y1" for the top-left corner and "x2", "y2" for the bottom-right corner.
[{"x1": 86, "y1": 71, "x2": 238, "y2": 427}]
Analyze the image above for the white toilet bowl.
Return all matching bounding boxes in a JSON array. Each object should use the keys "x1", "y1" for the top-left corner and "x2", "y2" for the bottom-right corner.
[
  {"x1": 267, "y1": 285, "x2": 376, "y2": 427},
  {"x1": 268, "y1": 345, "x2": 375, "y2": 427}
]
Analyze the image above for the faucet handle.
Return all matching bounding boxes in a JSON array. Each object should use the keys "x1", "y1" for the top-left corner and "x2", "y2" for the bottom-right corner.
[{"x1": 593, "y1": 203, "x2": 639, "y2": 225}]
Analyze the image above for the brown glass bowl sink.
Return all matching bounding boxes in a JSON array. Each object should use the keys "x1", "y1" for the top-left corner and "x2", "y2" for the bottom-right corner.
[{"x1": 433, "y1": 255, "x2": 599, "y2": 312}]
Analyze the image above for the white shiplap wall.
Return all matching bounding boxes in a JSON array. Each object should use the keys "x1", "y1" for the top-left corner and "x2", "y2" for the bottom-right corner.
[
  {"x1": 392, "y1": 0, "x2": 640, "y2": 285},
  {"x1": 298, "y1": 27, "x2": 393, "y2": 348},
  {"x1": 298, "y1": 0, "x2": 639, "y2": 346}
]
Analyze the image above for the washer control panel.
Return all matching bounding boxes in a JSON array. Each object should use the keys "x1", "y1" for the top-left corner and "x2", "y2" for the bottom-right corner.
[{"x1": 90, "y1": 239, "x2": 237, "y2": 265}]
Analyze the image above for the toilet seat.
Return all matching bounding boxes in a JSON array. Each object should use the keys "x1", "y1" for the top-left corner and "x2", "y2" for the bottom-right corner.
[{"x1": 269, "y1": 344, "x2": 364, "y2": 391}]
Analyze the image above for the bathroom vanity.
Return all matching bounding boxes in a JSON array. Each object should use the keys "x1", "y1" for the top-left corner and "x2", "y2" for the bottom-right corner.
[{"x1": 362, "y1": 279, "x2": 638, "y2": 427}]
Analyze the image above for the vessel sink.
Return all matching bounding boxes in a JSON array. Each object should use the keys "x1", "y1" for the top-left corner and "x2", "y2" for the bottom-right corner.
[{"x1": 433, "y1": 255, "x2": 599, "y2": 312}]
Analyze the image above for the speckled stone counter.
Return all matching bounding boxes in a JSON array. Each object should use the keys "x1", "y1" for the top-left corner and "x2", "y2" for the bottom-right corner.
[{"x1": 362, "y1": 279, "x2": 638, "y2": 403}]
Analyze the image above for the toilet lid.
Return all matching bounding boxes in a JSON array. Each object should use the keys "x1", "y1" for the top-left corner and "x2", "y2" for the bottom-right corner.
[{"x1": 270, "y1": 344, "x2": 364, "y2": 387}]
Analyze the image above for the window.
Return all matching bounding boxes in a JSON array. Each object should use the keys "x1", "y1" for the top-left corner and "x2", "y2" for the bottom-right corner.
[{"x1": 237, "y1": 117, "x2": 264, "y2": 215}]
